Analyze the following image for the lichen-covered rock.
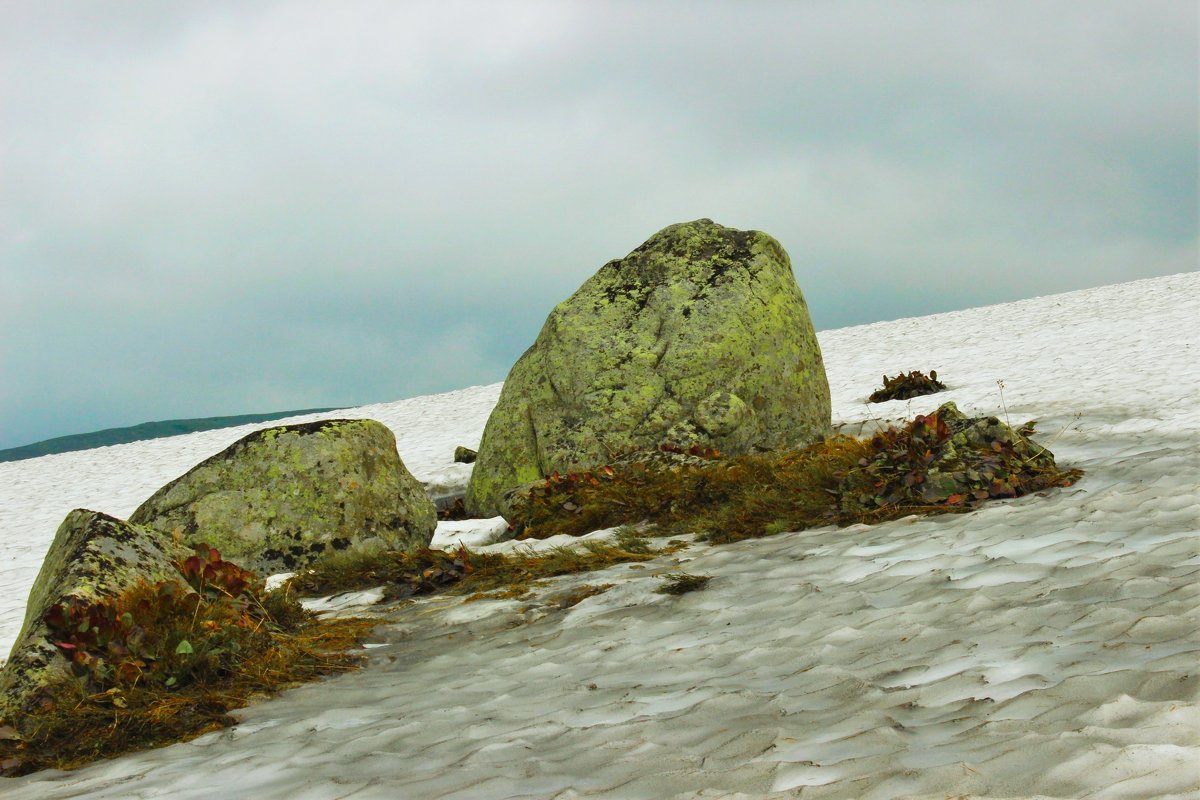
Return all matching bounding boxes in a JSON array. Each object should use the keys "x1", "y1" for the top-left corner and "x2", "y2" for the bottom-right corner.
[
  {"x1": 0, "y1": 510, "x2": 186, "y2": 719},
  {"x1": 466, "y1": 218, "x2": 831, "y2": 517},
  {"x1": 130, "y1": 419, "x2": 435, "y2": 574}
]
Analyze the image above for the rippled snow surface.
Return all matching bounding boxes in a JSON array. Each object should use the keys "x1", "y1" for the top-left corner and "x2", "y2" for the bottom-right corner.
[{"x1": 1, "y1": 273, "x2": 1197, "y2": 799}]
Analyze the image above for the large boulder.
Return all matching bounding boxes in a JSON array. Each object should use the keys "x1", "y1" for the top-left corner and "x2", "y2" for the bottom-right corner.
[
  {"x1": 130, "y1": 419, "x2": 436, "y2": 574},
  {"x1": 466, "y1": 218, "x2": 831, "y2": 517},
  {"x1": 0, "y1": 510, "x2": 187, "y2": 719}
]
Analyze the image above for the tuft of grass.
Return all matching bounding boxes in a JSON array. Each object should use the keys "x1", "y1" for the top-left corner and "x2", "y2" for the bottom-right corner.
[
  {"x1": 454, "y1": 542, "x2": 653, "y2": 596},
  {"x1": 507, "y1": 446, "x2": 725, "y2": 540},
  {"x1": 287, "y1": 546, "x2": 475, "y2": 600},
  {"x1": 613, "y1": 526, "x2": 656, "y2": 553},
  {"x1": 501, "y1": 435, "x2": 870, "y2": 544},
  {"x1": 656, "y1": 574, "x2": 712, "y2": 595},
  {"x1": 463, "y1": 586, "x2": 532, "y2": 603},
  {"x1": 0, "y1": 547, "x2": 373, "y2": 777}
]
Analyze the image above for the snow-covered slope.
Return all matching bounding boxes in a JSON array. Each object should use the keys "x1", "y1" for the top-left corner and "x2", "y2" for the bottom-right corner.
[{"x1": 2, "y1": 273, "x2": 1197, "y2": 799}]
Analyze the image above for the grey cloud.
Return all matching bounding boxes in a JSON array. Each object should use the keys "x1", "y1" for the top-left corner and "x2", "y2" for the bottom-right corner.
[{"x1": 1, "y1": 1, "x2": 1195, "y2": 448}]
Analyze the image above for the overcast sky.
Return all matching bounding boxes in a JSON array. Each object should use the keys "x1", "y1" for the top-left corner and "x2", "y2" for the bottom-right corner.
[{"x1": 1, "y1": 1, "x2": 1196, "y2": 449}]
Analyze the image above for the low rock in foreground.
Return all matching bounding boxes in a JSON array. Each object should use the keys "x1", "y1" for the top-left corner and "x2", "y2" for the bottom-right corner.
[{"x1": 0, "y1": 510, "x2": 186, "y2": 720}]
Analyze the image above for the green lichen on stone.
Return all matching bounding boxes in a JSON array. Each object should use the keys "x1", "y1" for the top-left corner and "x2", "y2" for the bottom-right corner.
[
  {"x1": 130, "y1": 419, "x2": 435, "y2": 574},
  {"x1": 466, "y1": 218, "x2": 831, "y2": 517},
  {"x1": 0, "y1": 510, "x2": 186, "y2": 720}
]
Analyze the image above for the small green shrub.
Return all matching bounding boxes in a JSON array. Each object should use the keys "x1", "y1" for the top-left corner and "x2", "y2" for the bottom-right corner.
[
  {"x1": 42, "y1": 545, "x2": 280, "y2": 693},
  {"x1": 839, "y1": 404, "x2": 1081, "y2": 517},
  {"x1": 554, "y1": 584, "x2": 614, "y2": 608}
]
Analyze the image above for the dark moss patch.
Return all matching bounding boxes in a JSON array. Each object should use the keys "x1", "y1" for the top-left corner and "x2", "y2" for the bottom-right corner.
[
  {"x1": 437, "y1": 498, "x2": 471, "y2": 521},
  {"x1": 656, "y1": 574, "x2": 711, "y2": 595}
]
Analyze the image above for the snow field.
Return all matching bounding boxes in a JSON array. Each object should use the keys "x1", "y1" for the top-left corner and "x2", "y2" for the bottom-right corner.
[{"x1": 1, "y1": 272, "x2": 1197, "y2": 798}]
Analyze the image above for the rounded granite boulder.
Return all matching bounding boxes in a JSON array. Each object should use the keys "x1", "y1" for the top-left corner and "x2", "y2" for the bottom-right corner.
[
  {"x1": 130, "y1": 418, "x2": 436, "y2": 574},
  {"x1": 465, "y1": 218, "x2": 831, "y2": 517}
]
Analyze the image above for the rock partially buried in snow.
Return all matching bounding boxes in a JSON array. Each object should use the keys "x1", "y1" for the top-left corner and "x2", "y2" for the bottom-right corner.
[
  {"x1": 0, "y1": 510, "x2": 187, "y2": 719},
  {"x1": 466, "y1": 218, "x2": 831, "y2": 517},
  {"x1": 130, "y1": 419, "x2": 436, "y2": 574}
]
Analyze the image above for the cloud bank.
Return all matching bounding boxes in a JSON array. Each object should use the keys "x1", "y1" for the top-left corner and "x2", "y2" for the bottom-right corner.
[{"x1": 1, "y1": 1, "x2": 1195, "y2": 448}]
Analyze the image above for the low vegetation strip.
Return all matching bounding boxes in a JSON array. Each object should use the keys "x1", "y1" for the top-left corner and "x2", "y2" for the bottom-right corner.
[
  {"x1": 506, "y1": 402, "x2": 1081, "y2": 544},
  {"x1": 287, "y1": 531, "x2": 659, "y2": 601}
]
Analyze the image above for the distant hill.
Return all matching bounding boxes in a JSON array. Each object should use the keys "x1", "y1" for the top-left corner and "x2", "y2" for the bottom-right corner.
[{"x1": 0, "y1": 408, "x2": 343, "y2": 464}]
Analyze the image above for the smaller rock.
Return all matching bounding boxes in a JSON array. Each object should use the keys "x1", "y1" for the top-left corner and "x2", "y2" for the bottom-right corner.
[
  {"x1": 453, "y1": 446, "x2": 478, "y2": 464},
  {"x1": 130, "y1": 419, "x2": 435, "y2": 574}
]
